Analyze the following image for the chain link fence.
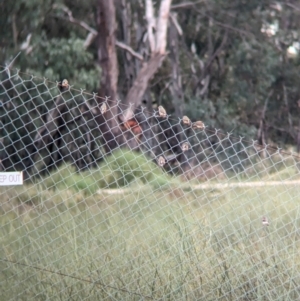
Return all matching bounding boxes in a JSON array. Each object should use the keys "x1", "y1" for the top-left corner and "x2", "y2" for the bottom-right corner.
[{"x1": 1, "y1": 67, "x2": 300, "y2": 300}]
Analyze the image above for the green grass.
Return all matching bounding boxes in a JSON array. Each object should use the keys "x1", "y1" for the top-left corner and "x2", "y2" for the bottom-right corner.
[
  {"x1": 1, "y1": 150, "x2": 300, "y2": 300},
  {"x1": 36, "y1": 149, "x2": 179, "y2": 195}
]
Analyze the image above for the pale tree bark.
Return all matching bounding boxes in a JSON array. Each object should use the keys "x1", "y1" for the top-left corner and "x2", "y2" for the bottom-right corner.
[
  {"x1": 53, "y1": 0, "x2": 173, "y2": 123},
  {"x1": 169, "y1": 13, "x2": 184, "y2": 117},
  {"x1": 53, "y1": 0, "x2": 173, "y2": 150},
  {"x1": 122, "y1": 0, "x2": 173, "y2": 121},
  {"x1": 155, "y1": 0, "x2": 172, "y2": 54},
  {"x1": 145, "y1": 0, "x2": 156, "y2": 53}
]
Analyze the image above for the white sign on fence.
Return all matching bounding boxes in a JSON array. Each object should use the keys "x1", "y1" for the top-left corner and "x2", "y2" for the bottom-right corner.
[{"x1": 0, "y1": 172, "x2": 23, "y2": 186}]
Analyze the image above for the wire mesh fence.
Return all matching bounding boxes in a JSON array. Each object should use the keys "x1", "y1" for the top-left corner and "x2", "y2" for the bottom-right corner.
[{"x1": 1, "y1": 66, "x2": 300, "y2": 300}]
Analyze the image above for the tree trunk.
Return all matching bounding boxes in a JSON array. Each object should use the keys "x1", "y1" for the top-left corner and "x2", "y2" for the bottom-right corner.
[
  {"x1": 122, "y1": 53, "x2": 166, "y2": 121},
  {"x1": 122, "y1": 0, "x2": 172, "y2": 121},
  {"x1": 169, "y1": 14, "x2": 184, "y2": 117},
  {"x1": 96, "y1": 0, "x2": 122, "y2": 152}
]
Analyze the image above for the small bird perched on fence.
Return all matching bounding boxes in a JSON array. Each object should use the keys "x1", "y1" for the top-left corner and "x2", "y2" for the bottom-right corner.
[
  {"x1": 262, "y1": 216, "x2": 269, "y2": 226},
  {"x1": 158, "y1": 105, "x2": 167, "y2": 118},
  {"x1": 157, "y1": 156, "x2": 166, "y2": 167},
  {"x1": 182, "y1": 115, "x2": 191, "y2": 126},
  {"x1": 192, "y1": 120, "x2": 205, "y2": 130},
  {"x1": 100, "y1": 102, "x2": 107, "y2": 114},
  {"x1": 181, "y1": 142, "x2": 189, "y2": 152},
  {"x1": 58, "y1": 79, "x2": 69, "y2": 92}
]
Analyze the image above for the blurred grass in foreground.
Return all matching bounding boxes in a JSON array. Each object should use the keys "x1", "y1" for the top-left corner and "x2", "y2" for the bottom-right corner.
[{"x1": 1, "y1": 150, "x2": 300, "y2": 300}]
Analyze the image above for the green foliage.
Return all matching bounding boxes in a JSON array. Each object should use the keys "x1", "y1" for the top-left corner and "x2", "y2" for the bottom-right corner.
[
  {"x1": 29, "y1": 36, "x2": 100, "y2": 91},
  {"x1": 1, "y1": 0, "x2": 300, "y2": 150},
  {"x1": 169, "y1": 0, "x2": 300, "y2": 145},
  {"x1": 38, "y1": 164, "x2": 100, "y2": 195},
  {"x1": 98, "y1": 149, "x2": 176, "y2": 189},
  {"x1": 1, "y1": 0, "x2": 99, "y2": 91},
  {"x1": 38, "y1": 149, "x2": 178, "y2": 194}
]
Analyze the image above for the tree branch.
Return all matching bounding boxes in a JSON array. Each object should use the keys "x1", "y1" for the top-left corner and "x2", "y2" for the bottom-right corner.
[
  {"x1": 171, "y1": 1, "x2": 204, "y2": 10},
  {"x1": 204, "y1": 29, "x2": 228, "y2": 71},
  {"x1": 213, "y1": 19, "x2": 253, "y2": 37},
  {"x1": 52, "y1": 4, "x2": 143, "y2": 60},
  {"x1": 53, "y1": 4, "x2": 98, "y2": 34},
  {"x1": 169, "y1": 13, "x2": 182, "y2": 36},
  {"x1": 122, "y1": 53, "x2": 167, "y2": 121},
  {"x1": 115, "y1": 41, "x2": 144, "y2": 61},
  {"x1": 284, "y1": 2, "x2": 300, "y2": 12},
  {"x1": 283, "y1": 85, "x2": 295, "y2": 138},
  {"x1": 12, "y1": 14, "x2": 18, "y2": 51},
  {"x1": 122, "y1": 0, "x2": 173, "y2": 117}
]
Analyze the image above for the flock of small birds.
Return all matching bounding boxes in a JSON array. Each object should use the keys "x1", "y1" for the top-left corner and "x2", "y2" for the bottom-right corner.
[
  {"x1": 56, "y1": 81, "x2": 269, "y2": 226},
  {"x1": 157, "y1": 107, "x2": 205, "y2": 131},
  {"x1": 58, "y1": 81, "x2": 205, "y2": 168},
  {"x1": 156, "y1": 107, "x2": 205, "y2": 167}
]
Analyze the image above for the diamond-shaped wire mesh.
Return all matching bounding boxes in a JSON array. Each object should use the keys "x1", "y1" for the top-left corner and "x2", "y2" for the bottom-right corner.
[{"x1": 1, "y1": 67, "x2": 300, "y2": 300}]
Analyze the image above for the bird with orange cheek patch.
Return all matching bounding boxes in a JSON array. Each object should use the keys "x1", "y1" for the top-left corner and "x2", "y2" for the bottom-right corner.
[
  {"x1": 121, "y1": 119, "x2": 142, "y2": 135},
  {"x1": 120, "y1": 119, "x2": 143, "y2": 143}
]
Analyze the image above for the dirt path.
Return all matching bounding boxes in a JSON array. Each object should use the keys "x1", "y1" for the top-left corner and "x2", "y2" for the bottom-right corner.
[
  {"x1": 97, "y1": 180, "x2": 300, "y2": 194},
  {"x1": 191, "y1": 180, "x2": 300, "y2": 190}
]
